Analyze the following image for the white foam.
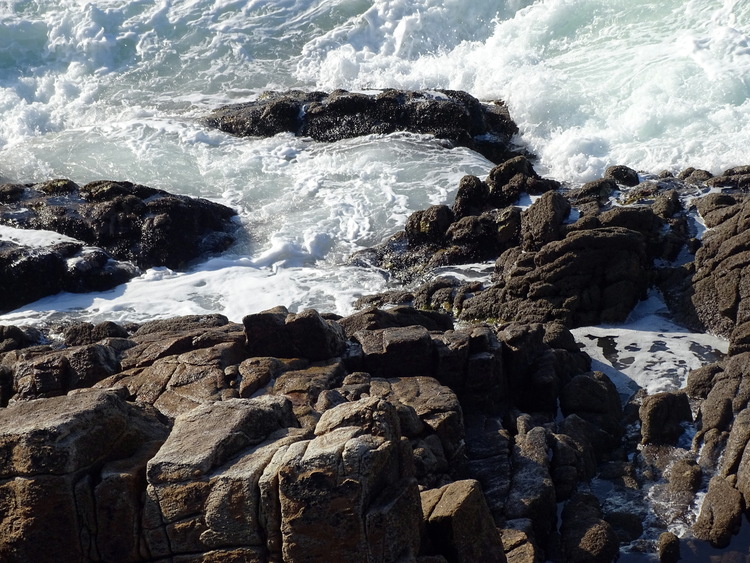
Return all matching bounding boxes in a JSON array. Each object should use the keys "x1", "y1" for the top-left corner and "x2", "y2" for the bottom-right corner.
[
  {"x1": 0, "y1": 224, "x2": 82, "y2": 247},
  {"x1": 571, "y1": 291, "x2": 728, "y2": 397}
]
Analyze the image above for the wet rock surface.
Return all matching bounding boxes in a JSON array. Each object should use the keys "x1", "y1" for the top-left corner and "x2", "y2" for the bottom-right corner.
[
  {"x1": 203, "y1": 89, "x2": 522, "y2": 164},
  {"x1": 0, "y1": 179, "x2": 238, "y2": 313}
]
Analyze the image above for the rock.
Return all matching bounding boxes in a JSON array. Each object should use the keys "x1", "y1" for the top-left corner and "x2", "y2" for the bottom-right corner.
[
  {"x1": 421, "y1": 479, "x2": 506, "y2": 562},
  {"x1": 560, "y1": 493, "x2": 619, "y2": 563},
  {"x1": 666, "y1": 459, "x2": 702, "y2": 497},
  {"x1": 461, "y1": 227, "x2": 649, "y2": 327},
  {"x1": 452, "y1": 175, "x2": 490, "y2": 218},
  {"x1": 0, "y1": 179, "x2": 237, "y2": 271},
  {"x1": 354, "y1": 324, "x2": 435, "y2": 379},
  {"x1": 244, "y1": 307, "x2": 346, "y2": 360},
  {"x1": 639, "y1": 391, "x2": 692, "y2": 445},
  {"x1": 339, "y1": 305, "x2": 453, "y2": 337},
  {"x1": 371, "y1": 376, "x2": 465, "y2": 471},
  {"x1": 2, "y1": 341, "x2": 122, "y2": 402},
  {"x1": 657, "y1": 531, "x2": 680, "y2": 563},
  {"x1": 604, "y1": 165, "x2": 640, "y2": 187},
  {"x1": 204, "y1": 89, "x2": 521, "y2": 163},
  {"x1": 63, "y1": 321, "x2": 130, "y2": 346},
  {"x1": 406, "y1": 205, "x2": 455, "y2": 246},
  {"x1": 567, "y1": 178, "x2": 617, "y2": 209},
  {"x1": 521, "y1": 191, "x2": 570, "y2": 251},
  {"x1": 0, "y1": 179, "x2": 237, "y2": 312},
  {"x1": 0, "y1": 240, "x2": 137, "y2": 313},
  {"x1": 145, "y1": 395, "x2": 307, "y2": 559},
  {"x1": 693, "y1": 475, "x2": 743, "y2": 548},
  {"x1": 560, "y1": 371, "x2": 623, "y2": 440},
  {"x1": 688, "y1": 197, "x2": 750, "y2": 351},
  {"x1": 274, "y1": 397, "x2": 422, "y2": 562},
  {"x1": 463, "y1": 415, "x2": 513, "y2": 522},
  {"x1": 0, "y1": 324, "x2": 43, "y2": 353},
  {"x1": 0, "y1": 389, "x2": 169, "y2": 562},
  {"x1": 505, "y1": 426, "x2": 556, "y2": 542}
]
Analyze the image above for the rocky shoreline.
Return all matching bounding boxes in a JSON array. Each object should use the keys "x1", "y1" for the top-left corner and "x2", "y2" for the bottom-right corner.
[{"x1": 2, "y1": 90, "x2": 750, "y2": 561}]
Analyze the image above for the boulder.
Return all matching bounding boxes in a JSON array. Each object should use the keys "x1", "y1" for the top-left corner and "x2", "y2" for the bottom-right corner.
[
  {"x1": 639, "y1": 392, "x2": 692, "y2": 445},
  {"x1": 604, "y1": 165, "x2": 640, "y2": 187},
  {"x1": 560, "y1": 493, "x2": 619, "y2": 563},
  {"x1": 340, "y1": 305, "x2": 453, "y2": 337},
  {"x1": 693, "y1": 475, "x2": 743, "y2": 548},
  {"x1": 274, "y1": 397, "x2": 422, "y2": 562},
  {"x1": 421, "y1": 479, "x2": 506, "y2": 562},
  {"x1": 461, "y1": 227, "x2": 649, "y2": 327},
  {"x1": 0, "y1": 179, "x2": 237, "y2": 271},
  {"x1": 0, "y1": 389, "x2": 169, "y2": 562},
  {"x1": 244, "y1": 307, "x2": 346, "y2": 361},
  {"x1": 406, "y1": 204, "x2": 455, "y2": 246},
  {"x1": 354, "y1": 325, "x2": 435, "y2": 379},
  {"x1": 203, "y1": 89, "x2": 521, "y2": 164},
  {"x1": 521, "y1": 191, "x2": 570, "y2": 251},
  {"x1": 0, "y1": 240, "x2": 137, "y2": 313}
]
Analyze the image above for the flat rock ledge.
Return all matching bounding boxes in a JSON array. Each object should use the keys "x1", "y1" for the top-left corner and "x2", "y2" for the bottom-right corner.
[
  {"x1": 0, "y1": 179, "x2": 238, "y2": 313},
  {"x1": 203, "y1": 89, "x2": 522, "y2": 164}
]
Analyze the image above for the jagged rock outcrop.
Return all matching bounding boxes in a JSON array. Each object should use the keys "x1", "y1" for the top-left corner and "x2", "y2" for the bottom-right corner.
[
  {"x1": 0, "y1": 388, "x2": 169, "y2": 562},
  {"x1": 203, "y1": 89, "x2": 522, "y2": 164},
  {"x1": 0, "y1": 179, "x2": 238, "y2": 312},
  {"x1": 0, "y1": 303, "x2": 635, "y2": 561}
]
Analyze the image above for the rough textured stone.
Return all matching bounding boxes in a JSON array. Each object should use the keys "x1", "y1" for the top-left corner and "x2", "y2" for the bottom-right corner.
[
  {"x1": 203, "y1": 89, "x2": 521, "y2": 164},
  {"x1": 422, "y1": 479, "x2": 506, "y2": 562},
  {"x1": 639, "y1": 391, "x2": 692, "y2": 445}
]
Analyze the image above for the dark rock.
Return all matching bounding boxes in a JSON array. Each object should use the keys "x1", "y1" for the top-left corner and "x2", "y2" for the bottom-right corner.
[
  {"x1": 486, "y1": 156, "x2": 536, "y2": 207},
  {"x1": 63, "y1": 321, "x2": 130, "y2": 346},
  {"x1": 0, "y1": 179, "x2": 237, "y2": 271},
  {"x1": 421, "y1": 479, "x2": 506, "y2": 562},
  {"x1": 640, "y1": 391, "x2": 692, "y2": 445},
  {"x1": 560, "y1": 493, "x2": 619, "y2": 563},
  {"x1": 204, "y1": 89, "x2": 521, "y2": 163},
  {"x1": 678, "y1": 167, "x2": 713, "y2": 184},
  {"x1": 452, "y1": 175, "x2": 490, "y2": 218},
  {"x1": 505, "y1": 426, "x2": 556, "y2": 542},
  {"x1": 462, "y1": 227, "x2": 649, "y2": 327},
  {"x1": 604, "y1": 165, "x2": 640, "y2": 187},
  {"x1": 354, "y1": 325, "x2": 434, "y2": 379},
  {"x1": 521, "y1": 191, "x2": 570, "y2": 251},
  {"x1": 567, "y1": 178, "x2": 617, "y2": 209},
  {"x1": 693, "y1": 475, "x2": 743, "y2": 548},
  {"x1": 0, "y1": 324, "x2": 43, "y2": 353},
  {"x1": 657, "y1": 531, "x2": 680, "y2": 563},
  {"x1": 667, "y1": 458, "x2": 702, "y2": 494},
  {"x1": 0, "y1": 179, "x2": 237, "y2": 312},
  {"x1": 406, "y1": 205, "x2": 455, "y2": 246},
  {"x1": 339, "y1": 305, "x2": 453, "y2": 337},
  {"x1": 561, "y1": 371, "x2": 623, "y2": 440},
  {"x1": 0, "y1": 241, "x2": 137, "y2": 313},
  {"x1": 243, "y1": 307, "x2": 345, "y2": 361}
]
